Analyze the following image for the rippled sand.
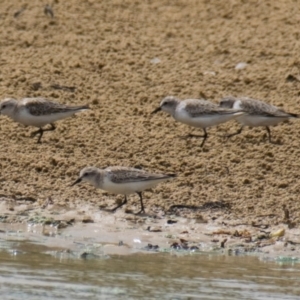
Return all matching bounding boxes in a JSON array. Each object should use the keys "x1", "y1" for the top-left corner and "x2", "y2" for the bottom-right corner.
[{"x1": 0, "y1": 0, "x2": 299, "y2": 240}]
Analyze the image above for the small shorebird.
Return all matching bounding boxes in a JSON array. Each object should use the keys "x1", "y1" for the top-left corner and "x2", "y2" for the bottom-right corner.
[
  {"x1": 152, "y1": 96, "x2": 244, "y2": 147},
  {"x1": 71, "y1": 166, "x2": 176, "y2": 214},
  {"x1": 0, "y1": 97, "x2": 89, "y2": 143},
  {"x1": 219, "y1": 96, "x2": 298, "y2": 143}
]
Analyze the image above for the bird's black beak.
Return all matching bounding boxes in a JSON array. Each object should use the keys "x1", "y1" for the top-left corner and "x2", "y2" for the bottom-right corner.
[
  {"x1": 71, "y1": 177, "x2": 82, "y2": 186},
  {"x1": 151, "y1": 107, "x2": 161, "y2": 114}
]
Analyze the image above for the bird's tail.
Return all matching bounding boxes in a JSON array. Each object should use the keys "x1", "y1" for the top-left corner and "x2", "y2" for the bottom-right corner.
[
  {"x1": 73, "y1": 105, "x2": 90, "y2": 111},
  {"x1": 166, "y1": 173, "x2": 177, "y2": 178},
  {"x1": 289, "y1": 112, "x2": 299, "y2": 118},
  {"x1": 232, "y1": 110, "x2": 245, "y2": 116}
]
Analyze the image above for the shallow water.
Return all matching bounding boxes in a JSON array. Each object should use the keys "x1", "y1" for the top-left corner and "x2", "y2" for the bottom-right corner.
[{"x1": 0, "y1": 242, "x2": 300, "y2": 300}]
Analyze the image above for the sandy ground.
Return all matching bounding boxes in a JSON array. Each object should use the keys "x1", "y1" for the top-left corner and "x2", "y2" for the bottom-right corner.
[{"x1": 0, "y1": 0, "x2": 300, "y2": 256}]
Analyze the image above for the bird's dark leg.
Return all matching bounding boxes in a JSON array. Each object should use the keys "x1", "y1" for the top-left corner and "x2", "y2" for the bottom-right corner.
[
  {"x1": 225, "y1": 126, "x2": 244, "y2": 139},
  {"x1": 43, "y1": 123, "x2": 56, "y2": 133},
  {"x1": 111, "y1": 195, "x2": 127, "y2": 212},
  {"x1": 183, "y1": 129, "x2": 208, "y2": 147},
  {"x1": 31, "y1": 123, "x2": 56, "y2": 143},
  {"x1": 30, "y1": 128, "x2": 44, "y2": 143},
  {"x1": 200, "y1": 128, "x2": 208, "y2": 147},
  {"x1": 135, "y1": 192, "x2": 145, "y2": 214},
  {"x1": 265, "y1": 126, "x2": 273, "y2": 143}
]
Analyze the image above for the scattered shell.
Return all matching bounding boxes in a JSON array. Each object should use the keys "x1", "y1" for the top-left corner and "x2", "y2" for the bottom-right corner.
[
  {"x1": 235, "y1": 62, "x2": 247, "y2": 70},
  {"x1": 203, "y1": 71, "x2": 216, "y2": 76},
  {"x1": 147, "y1": 226, "x2": 162, "y2": 232},
  {"x1": 150, "y1": 57, "x2": 161, "y2": 64},
  {"x1": 270, "y1": 228, "x2": 285, "y2": 238}
]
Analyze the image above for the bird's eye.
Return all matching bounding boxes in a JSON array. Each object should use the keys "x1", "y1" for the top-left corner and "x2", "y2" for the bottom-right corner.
[{"x1": 2, "y1": 105, "x2": 6, "y2": 109}]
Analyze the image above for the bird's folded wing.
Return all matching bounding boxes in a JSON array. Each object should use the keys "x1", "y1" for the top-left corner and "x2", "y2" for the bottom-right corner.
[
  {"x1": 185, "y1": 101, "x2": 240, "y2": 117},
  {"x1": 108, "y1": 168, "x2": 170, "y2": 184}
]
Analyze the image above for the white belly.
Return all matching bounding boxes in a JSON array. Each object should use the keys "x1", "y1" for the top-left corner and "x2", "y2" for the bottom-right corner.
[
  {"x1": 175, "y1": 109, "x2": 242, "y2": 128},
  {"x1": 15, "y1": 110, "x2": 77, "y2": 127},
  {"x1": 102, "y1": 177, "x2": 167, "y2": 195},
  {"x1": 236, "y1": 115, "x2": 287, "y2": 127}
]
